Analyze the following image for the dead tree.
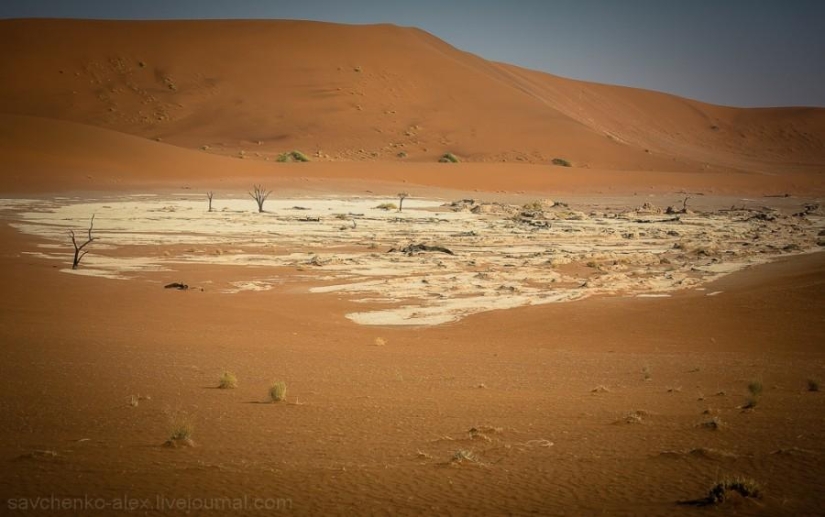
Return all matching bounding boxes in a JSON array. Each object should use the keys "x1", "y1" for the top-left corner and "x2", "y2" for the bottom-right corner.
[
  {"x1": 207, "y1": 191, "x2": 214, "y2": 212},
  {"x1": 70, "y1": 215, "x2": 95, "y2": 269},
  {"x1": 397, "y1": 192, "x2": 409, "y2": 212},
  {"x1": 249, "y1": 184, "x2": 271, "y2": 212},
  {"x1": 388, "y1": 243, "x2": 455, "y2": 256},
  {"x1": 666, "y1": 196, "x2": 692, "y2": 215}
]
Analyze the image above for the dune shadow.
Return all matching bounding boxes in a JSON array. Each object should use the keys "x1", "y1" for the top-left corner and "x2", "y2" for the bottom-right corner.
[{"x1": 676, "y1": 498, "x2": 714, "y2": 507}]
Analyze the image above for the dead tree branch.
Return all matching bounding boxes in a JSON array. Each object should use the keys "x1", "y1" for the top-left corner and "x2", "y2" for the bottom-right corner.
[
  {"x1": 249, "y1": 184, "x2": 272, "y2": 213},
  {"x1": 388, "y1": 243, "x2": 455, "y2": 256},
  {"x1": 397, "y1": 192, "x2": 409, "y2": 212},
  {"x1": 70, "y1": 215, "x2": 95, "y2": 269}
]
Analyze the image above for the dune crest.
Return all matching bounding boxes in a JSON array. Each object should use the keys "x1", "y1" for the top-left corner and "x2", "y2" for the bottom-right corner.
[{"x1": 1, "y1": 18, "x2": 823, "y2": 177}]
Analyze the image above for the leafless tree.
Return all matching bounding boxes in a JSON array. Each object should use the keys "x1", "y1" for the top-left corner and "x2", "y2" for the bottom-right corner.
[
  {"x1": 207, "y1": 191, "x2": 214, "y2": 212},
  {"x1": 70, "y1": 215, "x2": 95, "y2": 269},
  {"x1": 249, "y1": 184, "x2": 271, "y2": 213},
  {"x1": 397, "y1": 192, "x2": 409, "y2": 212},
  {"x1": 667, "y1": 196, "x2": 692, "y2": 215}
]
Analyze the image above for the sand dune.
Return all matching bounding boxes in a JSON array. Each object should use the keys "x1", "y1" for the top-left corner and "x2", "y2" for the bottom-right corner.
[
  {"x1": 1, "y1": 17, "x2": 824, "y2": 516},
  {"x1": 2, "y1": 18, "x2": 824, "y2": 177},
  {"x1": 3, "y1": 112, "x2": 824, "y2": 196}
]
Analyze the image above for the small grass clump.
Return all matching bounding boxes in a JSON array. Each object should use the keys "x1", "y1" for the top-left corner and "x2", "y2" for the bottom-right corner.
[
  {"x1": 679, "y1": 475, "x2": 762, "y2": 506},
  {"x1": 807, "y1": 378, "x2": 820, "y2": 392},
  {"x1": 276, "y1": 150, "x2": 310, "y2": 163},
  {"x1": 127, "y1": 394, "x2": 150, "y2": 408},
  {"x1": 169, "y1": 422, "x2": 193, "y2": 441},
  {"x1": 218, "y1": 371, "x2": 238, "y2": 389},
  {"x1": 551, "y1": 157, "x2": 571, "y2": 167},
  {"x1": 374, "y1": 202, "x2": 397, "y2": 211},
  {"x1": 269, "y1": 381, "x2": 287, "y2": 402},
  {"x1": 747, "y1": 380, "x2": 763, "y2": 397},
  {"x1": 642, "y1": 365, "x2": 651, "y2": 381},
  {"x1": 451, "y1": 449, "x2": 479, "y2": 464},
  {"x1": 741, "y1": 380, "x2": 763, "y2": 409},
  {"x1": 166, "y1": 413, "x2": 195, "y2": 447},
  {"x1": 706, "y1": 476, "x2": 762, "y2": 505},
  {"x1": 439, "y1": 152, "x2": 460, "y2": 163}
]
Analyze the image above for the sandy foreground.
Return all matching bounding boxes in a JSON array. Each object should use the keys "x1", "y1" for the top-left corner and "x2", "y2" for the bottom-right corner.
[{"x1": 0, "y1": 183, "x2": 824, "y2": 516}]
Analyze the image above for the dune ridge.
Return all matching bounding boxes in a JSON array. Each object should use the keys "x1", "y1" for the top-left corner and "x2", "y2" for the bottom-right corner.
[{"x1": 1, "y1": 18, "x2": 824, "y2": 181}]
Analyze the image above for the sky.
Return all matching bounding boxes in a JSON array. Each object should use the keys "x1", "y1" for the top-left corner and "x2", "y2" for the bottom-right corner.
[{"x1": 2, "y1": 0, "x2": 824, "y2": 108}]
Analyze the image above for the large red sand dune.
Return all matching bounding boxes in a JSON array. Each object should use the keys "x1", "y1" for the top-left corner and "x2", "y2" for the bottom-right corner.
[
  {"x1": 1, "y1": 18, "x2": 824, "y2": 182},
  {"x1": 5, "y1": 112, "x2": 823, "y2": 195}
]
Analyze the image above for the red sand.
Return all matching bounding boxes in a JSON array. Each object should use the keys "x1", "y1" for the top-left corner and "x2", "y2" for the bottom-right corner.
[{"x1": 1, "y1": 19, "x2": 824, "y2": 516}]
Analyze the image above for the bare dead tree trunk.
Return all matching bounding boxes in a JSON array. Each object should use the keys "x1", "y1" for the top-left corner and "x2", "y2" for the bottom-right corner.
[
  {"x1": 397, "y1": 192, "x2": 409, "y2": 212},
  {"x1": 249, "y1": 184, "x2": 271, "y2": 213},
  {"x1": 207, "y1": 191, "x2": 214, "y2": 212},
  {"x1": 682, "y1": 196, "x2": 691, "y2": 212},
  {"x1": 70, "y1": 215, "x2": 95, "y2": 269}
]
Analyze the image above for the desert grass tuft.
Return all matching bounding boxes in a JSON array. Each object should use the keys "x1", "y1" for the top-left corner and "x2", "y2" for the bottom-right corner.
[
  {"x1": 642, "y1": 365, "x2": 651, "y2": 381},
  {"x1": 747, "y1": 380, "x2": 763, "y2": 397},
  {"x1": 707, "y1": 476, "x2": 762, "y2": 504},
  {"x1": 741, "y1": 379, "x2": 764, "y2": 409},
  {"x1": 374, "y1": 202, "x2": 397, "y2": 211},
  {"x1": 127, "y1": 394, "x2": 150, "y2": 407},
  {"x1": 169, "y1": 422, "x2": 193, "y2": 441},
  {"x1": 439, "y1": 152, "x2": 460, "y2": 163},
  {"x1": 451, "y1": 449, "x2": 479, "y2": 463},
  {"x1": 218, "y1": 371, "x2": 238, "y2": 389},
  {"x1": 276, "y1": 150, "x2": 310, "y2": 162},
  {"x1": 166, "y1": 412, "x2": 195, "y2": 447},
  {"x1": 807, "y1": 378, "x2": 820, "y2": 392},
  {"x1": 679, "y1": 475, "x2": 762, "y2": 506},
  {"x1": 551, "y1": 157, "x2": 572, "y2": 167},
  {"x1": 269, "y1": 381, "x2": 287, "y2": 402}
]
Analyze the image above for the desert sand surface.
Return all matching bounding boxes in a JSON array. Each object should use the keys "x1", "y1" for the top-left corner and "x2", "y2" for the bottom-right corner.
[
  {"x1": 1, "y1": 18, "x2": 825, "y2": 517},
  {"x1": 2, "y1": 19, "x2": 825, "y2": 175}
]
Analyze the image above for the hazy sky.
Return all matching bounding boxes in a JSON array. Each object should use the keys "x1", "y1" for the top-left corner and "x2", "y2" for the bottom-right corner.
[{"x1": 3, "y1": 0, "x2": 823, "y2": 108}]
